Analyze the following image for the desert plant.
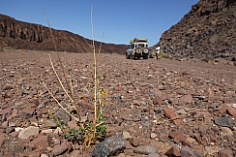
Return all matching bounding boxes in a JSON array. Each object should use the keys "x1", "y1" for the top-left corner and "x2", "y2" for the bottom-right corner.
[
  {"x1": 49, "y1": 114, "x2": 67, "y2": 129},
  {"x1": 66, "y1": 127, "x2": 84, "y2": 141},
  {"x1": 42, "y1": 6, "x2": 106, "y2": 148}
]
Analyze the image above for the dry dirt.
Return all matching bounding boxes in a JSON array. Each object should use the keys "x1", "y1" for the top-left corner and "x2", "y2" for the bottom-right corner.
[{"x1": 0, "y1": 50, "x2": 236, "y2": 157}]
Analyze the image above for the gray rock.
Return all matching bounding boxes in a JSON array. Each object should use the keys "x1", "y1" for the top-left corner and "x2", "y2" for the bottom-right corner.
[
  {"x1": 92, "y1": 132, "x2": 126, "y2": 157},
  {"x1": 134, "y1": 145, "x2": 157, "y2": 155},
  {"x1": 214, "y1": 117, "x2": 231, "y2": 128},
  {"x1": 18, "y1": 126, "x2": 39, "y2": 139}
]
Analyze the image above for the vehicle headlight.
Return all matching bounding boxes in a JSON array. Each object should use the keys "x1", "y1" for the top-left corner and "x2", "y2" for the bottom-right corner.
[
  {"x1": 143, "y1": 49, "x2": 148, "y2": 53},
  {"x1": 135, "y1": 48, "x2": 141, "y2": 53}
]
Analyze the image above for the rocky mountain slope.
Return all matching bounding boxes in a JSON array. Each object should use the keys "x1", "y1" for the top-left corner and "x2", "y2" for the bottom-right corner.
[
  {"x1": 158, "y1": 0, "x2": 236, "y2": 61},
  {"x1": 0, "y1": 14, "x2": 128, "y2": 54}
]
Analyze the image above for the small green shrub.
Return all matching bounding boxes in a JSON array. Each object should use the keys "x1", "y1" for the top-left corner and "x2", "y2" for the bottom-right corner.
[
  {"x1": 49, "y1": 102, "x2": 106, "y2": 145},
  {"x1": 80, "y1": 115, "x2": 106, "y2": 145},
  {"x1": 65, "y1": 119, "x2": 106, "y2": 145},
  {"x1": 49, "y1": 114, "x2": 67, "y2": 129},
  {"x1": 66, "y1": 127, "x2": 83, "y2": 141}
]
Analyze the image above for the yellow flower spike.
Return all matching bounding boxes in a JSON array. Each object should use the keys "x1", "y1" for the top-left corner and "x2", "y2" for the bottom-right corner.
[
  {"x1": 101, "y1": 90, "x2": 107, "y2": 97},
  {"x1": 101, "y1": 100, "x2": 106, "y2": 106}
]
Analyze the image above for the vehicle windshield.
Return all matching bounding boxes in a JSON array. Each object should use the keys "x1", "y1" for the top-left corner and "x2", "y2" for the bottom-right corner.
[
  {"x1": 137, "y1": 44, "x2": 146, "y2": 48},
  {"x1": 130, "y1": 42, "x2": 148, "y2": 49}
]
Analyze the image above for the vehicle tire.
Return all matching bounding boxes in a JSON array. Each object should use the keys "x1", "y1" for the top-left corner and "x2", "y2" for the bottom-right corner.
[
  {"x1": 143, "y1": 55, "x2": 148, "y2": 59},
  {"x1": 126, "y1": 54, "x2": 130, "y2": 59}
]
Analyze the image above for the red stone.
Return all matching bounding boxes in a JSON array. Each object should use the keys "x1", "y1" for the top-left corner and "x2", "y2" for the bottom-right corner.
[
  {"x1": 153, "y1": 95, "x2": 164, "y2": 105},
  {"x1": 169, "y1": 130, "x2": 186, "y2": 143},
  {"x1": 165, "y1": 146, "x2": 181, "y2": 157},
  {"x1": 163, "y1": 108, "x2": 181, "y2": 125},
  {"x1": 31, "y1": 134, "x2": 52, "y2": 148},
  {"x1": 178, "y1": 94, "x2": 193, "y2": 105},
  {"x1": 226, "y1": 107, "x2": 236, "y2": 116}
]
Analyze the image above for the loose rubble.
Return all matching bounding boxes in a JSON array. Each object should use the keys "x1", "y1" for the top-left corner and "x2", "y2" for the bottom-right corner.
[{"x1": 0, "y1": 51, "x2": 236, "y2": 156}]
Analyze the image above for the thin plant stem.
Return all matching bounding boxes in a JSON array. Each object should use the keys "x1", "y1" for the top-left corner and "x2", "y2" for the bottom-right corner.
[
  {"x1": 43, "y1": 7, "x2": 71, "y2": 97},
  {"x1": 83, "y1": 37, "x2": 93, "y2": 50},
  {"x1": 48, "y1": 54, "x2": 81, "y2": 121},
  {"x1": 42, "y1": 81, "x2": 80, "y2": 122},
  {"x1": 48, "y1": 54, "x2": 73, "y2": 102},
  {"x1": 91, "y1": 5, "x2": 97, "y2": 141},
  {"x1": 43, "y1": 7, "x2": 81, "y2": 121},
  {"x1": 98, "y1": 32, "x2": 104, "y2": 54},
  {"x1": 69, "y1": 75, "x2": 75, "y2": 101}
]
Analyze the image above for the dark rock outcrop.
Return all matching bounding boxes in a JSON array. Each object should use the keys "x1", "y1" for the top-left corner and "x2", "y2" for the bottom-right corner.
[
  {"x1": 0, "y1": 14, "x2": 128, "y2": 54},
  {"x1": 92, "y1": 132, "x2": 126, "y2": 157},
  {"x1": 158, "y1": 0, "x2": 236, "y2": 61}
]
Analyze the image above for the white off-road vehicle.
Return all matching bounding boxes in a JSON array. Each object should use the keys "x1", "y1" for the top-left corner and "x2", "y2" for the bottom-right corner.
[{"x1": 126, "y1": 38, "x2": 149, "y2": 59}]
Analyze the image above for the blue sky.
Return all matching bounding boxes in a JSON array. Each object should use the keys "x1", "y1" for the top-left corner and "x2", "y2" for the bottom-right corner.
[{"x1": 0, "y1": 0, "x2": 199, "y2": 46}]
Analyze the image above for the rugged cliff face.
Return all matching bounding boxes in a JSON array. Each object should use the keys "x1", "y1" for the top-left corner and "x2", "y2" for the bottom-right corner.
[
  {"x1": 158, "y1": 0, "x2": 236, "y2": 61},
  {"x1": 0, "y1": 14, "x2": 128, "y2": 53}
]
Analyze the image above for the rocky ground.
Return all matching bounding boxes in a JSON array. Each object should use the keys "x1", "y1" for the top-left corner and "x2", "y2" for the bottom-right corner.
[{"x1": 0, "y1": 50, "x2": 236, "y2": 157}]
